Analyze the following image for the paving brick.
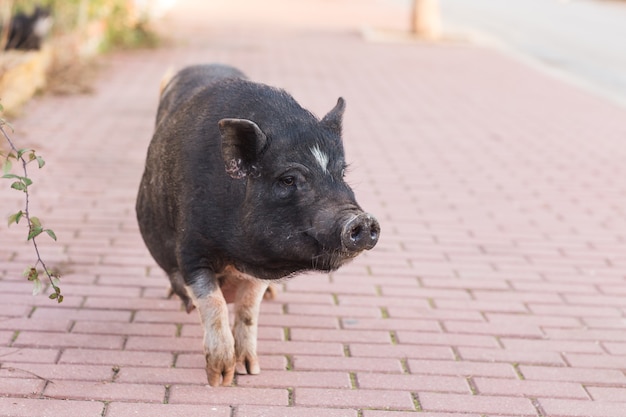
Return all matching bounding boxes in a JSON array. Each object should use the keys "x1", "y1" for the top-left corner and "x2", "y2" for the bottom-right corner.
[
  {"x1": 295, "y1": 387, "x2": 415, "y2": 410},
  {"x1": 499, "y1": 338, "x2": 605, "y2": 354},
  {"x1": 0, "y1": 317, "x2": 71, "y2": 332},
  {"x1": 59, "y1": 348, "x2": 173, "y2": 367},
  {"x1": 106, "y1": 402, "x2": 232, "y2": 417},
  {"x1": 407, "y1": 359, "x2": 517, "y2": 379},
  {"x1": 539, "y1": 398, "x2": 626, "y2": 417},
  {"x1": 357, "y1": 372, "x2": 470, "y2": 393},
  {"x1": 1, "y1": 362, "x2": 114, "y2": 382},
  {"x1": 237, "y1": 370, "x2": 351, "y2": 388},
  {"x1": 0, "y1": 347, "x2": 60, "y2": 364},
  {"x1": 293, "y1": 355, "x2": 403, "y2": 373},
  {"x1": 518, "y1": 365, "x2": 626, "y2": 384},
  {"x1": 13, "y1": 332, "x2": 125, "y2": 350},
  {"x1": 362, "y1": 412, "x2": 482, "y2": 417},
  {"x1": 260, "y1": 313, "x2": 339, "y2": 329},
  {"x1": 116, "y1": 366, "x2": 208, "y2": 385},
  {"x1": 563, "y1": 353, "x2": 626, "y2": 369},
  {"x1": 234, "y1": 405, "x2": 358, "y2": 417},
  {"x1": 72, "y1": 321, "x2": 176, "y2": 336},
  {"x1": 457, "y1": 347, "x2": 565, "y2": 366},
  {"x1": 29, "y1": 307, "x2": 132, "y2": 322},
  {"x1": 168, "y1": 385, "x2": 289, "y2": 405},
  {"x1": 443, "y1": 321, "x2": 544, "y2": 338},
  {"x1": 290, "y1": 328, "x2": 391, "y2": 344},
  {"x1": 0, "y1": 397, "x2": 105, "y2": 417},
  {"x1": 472, "y1": 377, "x2": 588, "y2": 399},
  {"x1": 44, "y1": 380, "x2": 165, "y2": 402},
  {"x1": 349, "y1": 343, "x2": 455, "y2": 360},
  {"x1": 397, "y1": 331, "x2": 499, "y2": 348},
  {"x1": 341, "y1": 317, "x2": 440, "y2": 332},
  {"x1": 0, "y1": 377, "x2": 45, "y2": 396},
  {"x1": 418, "y1": 392, "x2": 537, "y2": 416},
  {"x1": 586, "y1": 386, "x2": 626, "y2": 402}
]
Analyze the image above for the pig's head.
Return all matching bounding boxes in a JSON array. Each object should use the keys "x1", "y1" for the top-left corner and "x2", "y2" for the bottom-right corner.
[{"x1": 218, "y1": 97, "x2": 380, "y2": 278}]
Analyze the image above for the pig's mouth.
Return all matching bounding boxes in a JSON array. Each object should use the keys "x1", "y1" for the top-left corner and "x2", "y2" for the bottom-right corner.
[{"x1": 310, "y1": 247, "x2": 360, "y2": 271}]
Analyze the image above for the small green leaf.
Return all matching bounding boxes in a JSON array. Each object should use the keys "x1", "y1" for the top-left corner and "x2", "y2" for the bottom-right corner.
[
  {"x1": 2, "y1": 173, "x2": 20, "y2": 179},
  {"x1": 49, "y1": 293, "x2": 58, "y2": 300},
  {"x1": 52, "y1": 277, "x2": 61, "y2": 287},
  {"x1": 8, "y1": 211, "x2": 23, "y2": 226},
  {"x1": 16, "y1": 149, "x2": 31, "y2": 159},
  {"x1": 45, "y1": 229, "x2": 57, "y2": 241},
  {"x1": 30, "y1": 217, "x2": 41, "y2": 228},
  {"x1": 10, "y1": 181, "x2": 26, "y2": 192},
  {"x1": 57, "y1": 295, "x2": 64, "y2": 303},
  {"x1": 28, "y1": 226, "x2": 43, "y2": 240},
  {"x1": 36, "y1": 156, "x2": 45, "y2": 168}
]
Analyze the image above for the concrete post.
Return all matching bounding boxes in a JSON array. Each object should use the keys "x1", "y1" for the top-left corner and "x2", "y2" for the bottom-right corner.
[{"x1": 411, "y1": 0, "x2": 442, "y2": 39}]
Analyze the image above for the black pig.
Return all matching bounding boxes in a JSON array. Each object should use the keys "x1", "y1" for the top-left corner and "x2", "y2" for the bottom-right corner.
[{"x1": 136, "y1": 64, "x2": 380, "y2": 386}]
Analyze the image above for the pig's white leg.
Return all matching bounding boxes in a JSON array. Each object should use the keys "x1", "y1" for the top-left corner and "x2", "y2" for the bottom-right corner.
[
  {"x1": 186, "y1": 278, "x2": 235, "y2": 387},
  {"x1": 232, "y1": 278, "x2": 269, "y2": 375}
]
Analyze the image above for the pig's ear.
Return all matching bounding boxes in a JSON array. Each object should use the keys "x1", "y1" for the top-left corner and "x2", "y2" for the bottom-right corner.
[
  {"x1": 321, "y1": 97, "x2": 346, "y2": 134},
  {"x1": 219, "y1": 118, "x2": 268, "y2": 179}
]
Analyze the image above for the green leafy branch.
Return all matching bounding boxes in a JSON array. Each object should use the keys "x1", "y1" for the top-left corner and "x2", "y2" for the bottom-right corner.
[{"x1": 1, "y1": 106, "x2": 63, "y2": 302}]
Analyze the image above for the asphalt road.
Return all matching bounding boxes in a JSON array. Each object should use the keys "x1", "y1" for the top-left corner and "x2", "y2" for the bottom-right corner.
[{"x1": 435, "y1": 0, "x2": 626, "y2": 107}]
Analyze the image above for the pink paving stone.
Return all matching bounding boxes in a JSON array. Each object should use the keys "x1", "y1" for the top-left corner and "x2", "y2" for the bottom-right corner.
[
  {"x1": 443, "y1": 321, "x2": 544, "y2": 338},
  {"x1": 341, "y1": 317, "x2": 441, "y2": 332},
  {"x1": 0, "y1": 378, "x2": 45, "y2": 397},
  {"x1": 168, "y1": 385, "x2": 289, "y2": 406},
  {"x1": 499, "y1": 337, "x2": 605, "y2": 354},
  {"x1": 256, "y1": 341, "x2": 345, "y2": 356},
  {"x1": 260, "y1": 313, "x2": 339, "y2": 329},
  {"x1": 407, "y1": 359, "x2": 517, "y2": 379},
  {"x1": 72, "y1": 321, "x2": 177, "y2": 336},
  {"x1": 290, "y1": 328, "x2": 392, "y2": 344},
  {"x1": 396, "y1": 331, "x2": 499, "y2": 348},
  {"x1": 116, "y1": 366, "x2": 208, "y2": 385},
  {"x1": 0, "y1": 317, "x2": 71, "y2": 332},
  {"x1": 293, "y1": 355, "x2": 403, "y2": 373},
  {"x1": 563, "y1": 353, "x2": 626, "y2": 369},
  {"x1": 357, "y1": 373, "x2": 470, "y2": 393},
  {"x1": 518, "y1": 365, "x2": 626, "y2": 384},
  {"x1": 181, "y1": 324, "x2": 284, "y2": 340},
  {"x1": 417, "y1": 392, "x2": 537, "y2": 416},
  {"x1": 0, "y1": 397, "x2": 105, "y2": 417},
  {"x1": 234, "y1": 405, "x2": 359, "y2": 417},
  {"x1": 1, "y1": 363, "x2": 114, "y2": 382},
  {"x1": 59, "y1": 348, "x2": 173, "y2": 367},
  {"x1": 294, "y1": 387, "x2": 415, "y2": 410},
  {"x1": 472, "y1": 377, "x2": 589, "y2": 399},
  {"x1": 363, "y1": 412, "x2": 482, "y2": 417},
  {"x1": 13, "y1": 332, "x2": 125, "y2": 350},
  {"x1": 125, "y1": 336, "x2": 201, "y2": 352},
  {"x1": 44, "y1": 380, "x2": 165, "y2": 402},
  {"x1": 539, "y1": 398, "x2": 626, "y2": 417},
  {"x1": 349, "y1": 343, "x2": 455, "y2": 360},
  {"x1": 236, "y1": 370, "x2": 352, "y2": 388},
  {"x1": 586, "y1": 386, "x2": 626, "y2": 402},
  {"x1": 286, "y1": 304, "x2": 382, "y2": 318},
  {"x1": 0, "y1": 347, "x2": 60, "y2": 364},
  {"x1": 106, "y1": 402, "x2": 232, "y2": 417},
  {"x1": 456, "y1": 347, "x2": 566, "y2": 366},
  {"x1": 29, "y1": 307, "x2": 132, "y2": 324}
]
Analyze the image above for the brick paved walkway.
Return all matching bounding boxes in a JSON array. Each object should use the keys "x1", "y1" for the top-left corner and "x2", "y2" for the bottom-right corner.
[{"x1": 2, "y1": 0, "x2": 626, "y2": 416}]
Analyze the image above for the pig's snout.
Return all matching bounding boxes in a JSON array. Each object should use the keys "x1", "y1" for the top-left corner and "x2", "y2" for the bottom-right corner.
[{"x1": 341, "y1": 213, "x2": 380, "y2": 253}]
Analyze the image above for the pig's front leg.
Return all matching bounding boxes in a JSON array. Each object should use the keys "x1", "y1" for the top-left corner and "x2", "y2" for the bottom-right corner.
[
  {"x1": 186, "y1": 275, "x2": 235, "y2": 386},
  {"x1": 232, "y1": 278, "x2": 269, "y2": 375}
]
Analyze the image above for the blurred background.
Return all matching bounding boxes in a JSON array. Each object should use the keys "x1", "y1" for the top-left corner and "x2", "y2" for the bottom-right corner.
[{"x1": 1, "y1": 0, "x2": 625, "y2": 112}]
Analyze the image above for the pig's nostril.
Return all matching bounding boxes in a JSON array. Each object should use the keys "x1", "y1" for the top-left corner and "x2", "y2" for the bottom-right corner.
[
  {"x1": 342, "y1": 213, "x2": 380, "y2": 252},
  {"x1": 350, "y1": 225, "x2": 363, "y2": 242}
]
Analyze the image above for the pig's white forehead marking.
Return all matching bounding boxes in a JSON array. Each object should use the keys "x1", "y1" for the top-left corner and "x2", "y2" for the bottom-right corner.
[{"x1": 310, "y1": 144, "x2": 329, "y2": 174}]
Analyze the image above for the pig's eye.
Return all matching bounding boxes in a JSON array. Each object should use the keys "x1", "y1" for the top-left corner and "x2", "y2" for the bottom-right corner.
[{"x1": 279, "y1": 176, "x2": 296, "y2": 187}]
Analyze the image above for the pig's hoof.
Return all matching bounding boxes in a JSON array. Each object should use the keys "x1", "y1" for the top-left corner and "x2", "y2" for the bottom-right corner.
[
  {"x1": 235, "y1": 354, "x2": 261, "y2": 375},
  {"x1": 205, "y1": 354, "x2": 236, "y2": 386}
]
